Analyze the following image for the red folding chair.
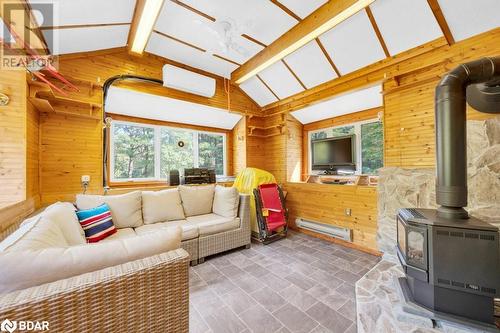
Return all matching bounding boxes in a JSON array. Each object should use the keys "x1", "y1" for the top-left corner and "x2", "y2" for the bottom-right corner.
[{"x1": 253, "y1": 183, "x2": 288, "y2": 244}]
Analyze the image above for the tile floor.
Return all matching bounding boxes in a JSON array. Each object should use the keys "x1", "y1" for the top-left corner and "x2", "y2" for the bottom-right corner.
[{"x1": 189, "y1": 231, "x2": 380, "y2": 333}]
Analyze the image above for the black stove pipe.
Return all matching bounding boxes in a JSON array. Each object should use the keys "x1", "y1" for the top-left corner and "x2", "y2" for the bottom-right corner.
[{"x1": 435, "y1": 56, "x2": 500, "y2": 219}]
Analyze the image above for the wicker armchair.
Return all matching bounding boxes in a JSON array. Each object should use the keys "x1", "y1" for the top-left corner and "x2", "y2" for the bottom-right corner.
[{"x1": 0, "y1": 249, "x2": 190, "y2": 333}]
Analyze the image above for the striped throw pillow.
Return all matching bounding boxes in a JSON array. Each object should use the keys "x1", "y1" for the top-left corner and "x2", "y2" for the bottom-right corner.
[{"x1": 76, "y1": 203, "x2": 117, "y2": 243}]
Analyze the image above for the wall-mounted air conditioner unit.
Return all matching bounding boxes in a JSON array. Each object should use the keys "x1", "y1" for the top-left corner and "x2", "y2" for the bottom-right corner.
[
  {"x1": 162, "y1": 64, "x2": 216, "y2": 98},
  {"x1": 295, "y1": 218, "x2": 352, "y2": 242}
]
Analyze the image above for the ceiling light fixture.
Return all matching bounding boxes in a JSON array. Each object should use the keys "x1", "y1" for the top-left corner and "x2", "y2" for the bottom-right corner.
[
  {"x1": 234, "y1": 0, "x2": 375, "y2": 84},
  {"x1": 130, "y1": 0, "x2": 165, "y2": 54}
]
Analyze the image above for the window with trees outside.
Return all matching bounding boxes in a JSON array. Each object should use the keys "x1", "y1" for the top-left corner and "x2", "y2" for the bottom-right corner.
[
  {"x1": 111, "y1": 121, "x2": 226, "y2": 182},
  {"x1": 309, "y1": 119, "x2": 383, "y2": 175}
]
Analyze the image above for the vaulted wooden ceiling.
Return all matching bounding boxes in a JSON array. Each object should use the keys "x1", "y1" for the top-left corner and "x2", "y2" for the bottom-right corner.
[{"x1": 28, "y1": 0, "x2": 500, "y2": 107}]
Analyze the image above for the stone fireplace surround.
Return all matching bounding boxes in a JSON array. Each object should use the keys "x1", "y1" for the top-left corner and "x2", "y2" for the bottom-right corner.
[{"x1": 356, "y1": 117, "x2": 500, "y2": 332}]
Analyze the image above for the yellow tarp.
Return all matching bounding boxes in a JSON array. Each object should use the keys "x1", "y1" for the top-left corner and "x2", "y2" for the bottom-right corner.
[{"x1": 233, "y1": 168, "x2": 276, "y2": 235}]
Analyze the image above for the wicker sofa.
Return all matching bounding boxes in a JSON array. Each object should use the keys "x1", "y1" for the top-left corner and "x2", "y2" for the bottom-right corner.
[
  {"x1": 0, "y1": 204, "x2": 189, "y2": 332},
  {"x1": 73, "y1": 184, "x2": 251, "y2": 265},
  {"x1": 0, "y1": 184, "x2": 250, "y2": 332}
]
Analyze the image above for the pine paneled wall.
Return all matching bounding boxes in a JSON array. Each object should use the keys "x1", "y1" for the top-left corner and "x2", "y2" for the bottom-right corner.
[
  {"x1": 285, "y1": 183, "x2": 378, "y2": 253},
  {"x1": 2, "y1": 28, "x2": 499, "y2": 253},
  {"x1": 0, "y1": 71, "x2": 27, "y2": 208},
  {"x1": 26, "y1": 101, "x2": 40, "y2": 207},
  {"x1": 248, "y1": 29, "x2": 500, "y2": 253},
  {"x1": 34, "y1": 50, "x2": 259, "y2": 205}
]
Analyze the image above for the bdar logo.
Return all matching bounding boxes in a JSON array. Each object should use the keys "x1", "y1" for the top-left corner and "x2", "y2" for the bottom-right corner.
[{"x1": 0, "y1": 319, "x2": 17, "y2": 333}]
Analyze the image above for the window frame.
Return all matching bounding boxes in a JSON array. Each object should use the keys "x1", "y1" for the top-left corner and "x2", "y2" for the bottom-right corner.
[
  {"x1": 110, "y1": 120, "x2": 227, "y2": 183},
  {"x1": 308, "y1": 118, "x2": 383, "y2": 175}
]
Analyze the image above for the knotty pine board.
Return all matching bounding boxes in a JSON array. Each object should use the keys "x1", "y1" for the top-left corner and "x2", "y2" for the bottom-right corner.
[
  {"x1": 284, "y1": 182, "x2": 378, "y2": 252},
  {"x1": 26, "y1": 101, "x2": 40, "y2": 207},
  {"x1": 0, "y1": 70, "x2": 27, "y2": 208}
]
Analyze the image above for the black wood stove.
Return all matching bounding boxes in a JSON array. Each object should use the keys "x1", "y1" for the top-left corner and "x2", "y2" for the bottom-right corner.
[{"x1": 396, "y1": 57, "x2": 500, "y2": 327}]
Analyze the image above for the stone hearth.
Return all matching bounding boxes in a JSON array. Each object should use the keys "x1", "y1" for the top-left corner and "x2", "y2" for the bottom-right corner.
[{"x1": 356, "y1": 259, "x2": 496, "y2": 333}]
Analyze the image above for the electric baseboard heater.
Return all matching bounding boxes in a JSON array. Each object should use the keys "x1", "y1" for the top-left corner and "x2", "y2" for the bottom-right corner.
[{"x1": 295, "y1": 218, "x2": 352, "y2": 242}]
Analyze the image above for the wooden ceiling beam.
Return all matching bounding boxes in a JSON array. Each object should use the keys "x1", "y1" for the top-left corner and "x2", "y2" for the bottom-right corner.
[
  {"x1": 127, "y1": 0, "x2": 165, "y2": 55},
  {"x1": 282, "y1": 59, "x2": 307, "y2": 90},
  {"x1": 40, "y1": 23, "x2": 130, "y2": 30},
  {"x1": 213, "y1": 54, "x2": 241, "y2": 66},
  {"x1": 1, "y1": 0, "x2": 49, "y2": 54},
  {"x1": 269, "y1": 0, "x2": 302, "y2": 21},
  {"x1": 426, "y1": 0, "x2": 455, "y2": 45},
  {"x1": 262, "y1": 36, "x2": 449, "y2": 114},
  {"x1": 153, "y1": 30, "x2": 206, "y2": 52},
  {"x1": 365, "y1": 7, "x2": 390, "y2": 57},
  {"x1": 22, "y1": 0, "x2": 49, "y2": 54},
  {"x1": 269, "y1": 1, "x2": 343, "y2": 82},
  {"x1": 316, "y1": 38, "x2": 341, "y2": 77},
  {"x1": 231, "y1": 0, "x2": 374, "y2": 84},
  {"x1": 128, "y1": 0, "x2": 147, "y2": 54},
  {"x1": 170, "y1": 0, "x2": 216, "y2": 22},
  {"x1": 257, "y1": 75, "x2": 280, "y2": 100},
  {"x1": 241, "y1": 34, "x2": 267, "y2": 48}
]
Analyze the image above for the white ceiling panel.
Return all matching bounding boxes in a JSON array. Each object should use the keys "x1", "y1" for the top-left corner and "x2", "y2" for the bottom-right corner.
[
  {"x1": 179, "y1": 0, "x2": 297, "y2": 45},
  {"x1": 437, "y1": 0, "x2": 500, "y2": 41},
  {"x1": 284, "y1": 40, "x2": 337, "y2": 89},
  {"x1": 146, "y1": 32, "x2": 238, "y2": 78},
  {"x1": 319, "y1": 11, "x2": 386, "y2": 75},
  {"x1": 277, "y1": 0, "x2": 327, "y2": 19},
  {"x1": 239, "y1": 76, "x2": 278, "y2": 107},
  {"x1": 291, "y1": 85, "x2": 383, "y2": 124},
  {"x1": 43, "y1": 25, "x2": 129, "y2": 55},
  {"x1": 107, "y1": 87, "x2": 242, "y2": 130},
  {"x1": 258, "y1": 61, "x2": 304, "y2": 99},
  {"x1": 29, "y1": 0, "x2": 135, "y2": 26},
  {"x1": 0, "y1": 18, "x2": 14, "y2": 43},
  {"x1": 370, "y1": 0, "x2": 442, "y2": 55},
  {"x1": 155, "y1": 1, "x2": 263, "y2": 64}
]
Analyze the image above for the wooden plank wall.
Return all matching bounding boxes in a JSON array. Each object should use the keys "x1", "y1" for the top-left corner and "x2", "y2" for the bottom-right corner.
[
  {"x1": 232, "y1": 117, "x2": 247, "y2": 175},
  {"x1": 0, "y1": 70, "x2": 27, "y2": 208},
  {"x1": 383, "y1": 30, "x2": 500, "y2": 167},
  {"x1": 40, "y1": 113, "x2": 102, "y2": 204},
  {"x1": 249, "y1": 28, "x2": 500, "y2": 253},
  {"x1": 26, "y1": 101, "x2": 40, "y2": 207},
  {"x1": 37, "y1": 50, "x2": 259, "y2": 205},
  {"x1": 286, "y1": 115, "x2": 303, "y2": 183},
  {"x1": 57, "y1": 49, "x2": 260, "y2": 116},
  {"x1": 246, "y1": 116, "x2": 267, "y2": 171},
  {"x1": 285, "y1": 183, "x2": 378, "y2": 253}
]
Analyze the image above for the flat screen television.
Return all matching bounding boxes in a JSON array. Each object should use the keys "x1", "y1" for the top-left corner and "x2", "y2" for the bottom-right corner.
[{"x1": 311, "y1": 134, "x2": 356, "y2": 170}]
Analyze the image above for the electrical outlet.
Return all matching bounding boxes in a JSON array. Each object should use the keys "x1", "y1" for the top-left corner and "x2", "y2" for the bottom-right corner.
[
  {"x1": 345, "y1": 208, "x2": 352, "y2": 216},
  {"x1": 81, "y1": 175, "x2": 90, "y2": 183}
]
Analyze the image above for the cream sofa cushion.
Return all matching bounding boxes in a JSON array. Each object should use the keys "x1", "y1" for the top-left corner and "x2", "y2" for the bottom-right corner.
[
  {"x1": 76, "y1": 191, "x2": 143, "y2": 228},
  {"x1": 186, "y1": 214, "x2": 240, "y2": 236},
  {"x1": 0, "y1": 216, "x2": 69, "y2": 252},
  {"x1": 135, "y1": 220, "x2": 198, "y2": 241},
  {"x1": 142, "y1": 189, "x2": 185, "y2": 224},
  {"x1": 100, "y1": 228, "x2": 136, "y2": 242},
  {"x1": 179, "y1": 185, "x2": 215, "y2": 217},
  {"x1": 0, "y1": 227, "x2": 181, "y2": 294},
  {"x1": 43, "y1": 202, "x2": 86, "y2": 245},
  {"x1": 213, "y1": 186, "x2": 239, "y2": 218}
]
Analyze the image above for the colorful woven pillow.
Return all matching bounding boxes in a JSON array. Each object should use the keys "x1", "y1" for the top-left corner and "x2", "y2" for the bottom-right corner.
[{"x1": 76, "y1": 203, "x2": 117, "y2": 243}]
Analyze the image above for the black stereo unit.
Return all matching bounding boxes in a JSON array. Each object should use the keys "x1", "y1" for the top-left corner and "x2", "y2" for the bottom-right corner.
[{"x1": 183, "y1": 168, "x2": 216, "y2": 185}]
